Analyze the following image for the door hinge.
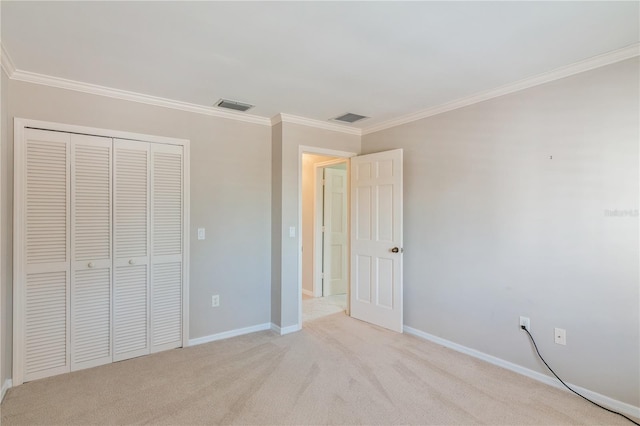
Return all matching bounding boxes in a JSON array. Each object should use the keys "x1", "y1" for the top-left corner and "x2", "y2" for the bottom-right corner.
[{"x1": 322, "y1": 226, "x2": 326, "y2": 232}]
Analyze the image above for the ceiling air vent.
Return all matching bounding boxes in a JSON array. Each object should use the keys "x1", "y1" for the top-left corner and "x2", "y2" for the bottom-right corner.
[
  {"x1": 216, "y1": 99, "x2": 254, "y2": 112},
  {"x1": 331, "y1": 112, "x2": 369, "y2": 124}
]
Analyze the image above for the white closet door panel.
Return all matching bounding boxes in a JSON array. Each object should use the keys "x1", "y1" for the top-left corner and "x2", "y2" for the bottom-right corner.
[
  {"x1": 71, "y1": 268, "x2": 111, "y2": 369},
  {"x1": 152, "y1": 146, "x2": 183, "y2": 256},
  {"x1": 70, "y1": 135, "x2": 112, "y2": 371},
  {"x1": 150, "y1": 144, "x2": 183, "y2": 352},
  {"x1": 151, "y1": 262, "x2": 182, "y2": 351},
  {"x1": 25, "y1": 129, "x2": 69, "y2": 266},
  {"x1": 113, "y1": 140, "x2": 150, "y2": 361},
  {"x1": 25, "y1": 271, "x2": 69, "y2": 381},
  {"x1": 114, "y1": 142, "x2": 149, "y2": 259},
  {"x1": 23, "y1": 128, "x2": 71, "y2": 382},
  {"x1": 114, "y1": 265, "x2": 148, "y2": 360},
  {"x1": 72, "y1": 137, "x2": 111, "y2": 260}
]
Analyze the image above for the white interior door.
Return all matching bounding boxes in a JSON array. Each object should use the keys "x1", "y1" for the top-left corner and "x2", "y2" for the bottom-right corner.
[
  {"x1": 350, "y1": 149, "x2": 403, "y2": 332},
  {"x1": 323, "y1": 167, "x2": 348, "y2": 296}
]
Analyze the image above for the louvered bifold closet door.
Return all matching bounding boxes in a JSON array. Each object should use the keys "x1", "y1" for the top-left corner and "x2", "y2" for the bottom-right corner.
[
  {"x1": 22, "y1": 129, "x2": 71, "y2": 381},
  {"x1": 150, "y1": 144, "x2": 184, "y2": 352},
  {"x1": 70, "y1": 134, "x2": 113, "y2": 371},
  {"x1": 113, "y1": 140, "x2": 151, "y2": 362}
]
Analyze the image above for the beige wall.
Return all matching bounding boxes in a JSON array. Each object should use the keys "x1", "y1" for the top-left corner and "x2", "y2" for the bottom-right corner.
[
  {"x1": 301, "y1": 154, "x2": 334, "y2": 295},
  {"x1": 272, "y1": 123, "x2": 360, "y2": 328},
  {"x1": 362, "y1": 58, "x2": 640, "y2": 406},
  {"x1": 6, "y1": 80, "x2": 273, "y2": 356}
]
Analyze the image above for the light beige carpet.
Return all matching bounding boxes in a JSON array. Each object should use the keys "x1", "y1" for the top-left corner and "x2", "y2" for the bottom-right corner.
[{"x1": 1, "y1": 313, "x2": 635, "y2": 425}]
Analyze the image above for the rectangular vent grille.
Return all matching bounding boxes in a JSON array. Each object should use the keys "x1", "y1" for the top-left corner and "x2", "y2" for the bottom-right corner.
[
  {"x1": 216, "y1": 99, "x2": 254, "y2": 112},
  {"x1": 332, "y1": 113, "x2": 369, "y2": 124}
]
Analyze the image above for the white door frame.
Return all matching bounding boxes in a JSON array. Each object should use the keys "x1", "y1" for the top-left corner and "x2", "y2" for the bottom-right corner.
[
  {"x1": 12, "y1": 118, "x2": 191, "y2": 385},
  {"x1": 313, "y1": 158, "x2": 348, "y2": 298},
  {"x1": 298, "y1": 146, "x2": 356, "y2": 328}
]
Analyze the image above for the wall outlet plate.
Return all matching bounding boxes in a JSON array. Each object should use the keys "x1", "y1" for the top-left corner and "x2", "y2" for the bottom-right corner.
[
  {"x1": 211, "y1": 295, "x2": 220, "y2": 307},
  {"x1": 554, "y1": 327, "x2": 566, "y2": 345},
  {"x1": 519, "y1": 316, "x2": 530, "y2": 331}
]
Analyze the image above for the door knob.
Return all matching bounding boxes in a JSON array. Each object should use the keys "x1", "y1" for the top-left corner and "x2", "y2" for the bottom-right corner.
[
  {"x1": 88, "y1": 262, "x2": 94, "y2": 268},
  {"x1": 391, "y1": 247, "x2": 400, "y2": 253},
  {"x1": 129, "y1": 259, "x2": 136, "y2": 265}
]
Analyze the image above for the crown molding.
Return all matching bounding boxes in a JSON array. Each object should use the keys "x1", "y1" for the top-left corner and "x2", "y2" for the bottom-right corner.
[
  {"x1": 4, "y1": 41, "x2": 638, "y2": 136},
  {"x1": 9, "y1": 67, "x2": 271, "y2": 126},
  {"x1": 1, "y1": 44, "x2": 16, "y2": 77},
  {"x1": 362, "y1": 43, "x2": 640, "y2": 135},
  {"x1": 272, "y1": 113, "x2": 362, "y2": 136}
]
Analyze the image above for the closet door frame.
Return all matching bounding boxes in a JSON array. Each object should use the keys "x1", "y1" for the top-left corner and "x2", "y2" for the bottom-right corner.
[{"x1": 13, "y1": 118, "x2": 190, "y2": 386}]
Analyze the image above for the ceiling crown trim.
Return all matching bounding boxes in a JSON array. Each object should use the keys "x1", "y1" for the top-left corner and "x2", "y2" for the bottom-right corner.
[
  {"x1": 3, "y1": 51, "x2": 272, "y2": 127},
  {"x1": 1, "y1": 44, "x2": 17, "y2": 77},
  {"x1": 362, "y1": 43, "x2": 640, "y2": 135},
  {"x1": 2, "y1": 42, "x2": 638, "y2": 136},
  {"x1": 272, "y1": 113, "x2": 362, "y2": 136}
]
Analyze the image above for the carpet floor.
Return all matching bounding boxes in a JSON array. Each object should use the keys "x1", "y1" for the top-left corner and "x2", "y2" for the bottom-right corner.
[{"x1": 1, "y1": 313, "x2": 635, "y2": 425}]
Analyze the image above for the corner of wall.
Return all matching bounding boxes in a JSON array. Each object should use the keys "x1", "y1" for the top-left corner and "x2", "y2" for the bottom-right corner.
[{"x1": 270, "y1": 123, "x2": 283, "y2": 327}]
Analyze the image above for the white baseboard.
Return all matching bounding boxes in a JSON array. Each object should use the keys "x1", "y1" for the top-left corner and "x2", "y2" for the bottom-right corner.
[
  {"x1": 1, "y1": 379, "x2": 12, "y2": 402},
  {"x1": 302, "y1": 289, "x2": 314, "y2": 297},
  {"x1": 188, "y1": 323, "x2": 271, "y2": 346},
  {"x1": 403, "y1": 325, "x2": 640, "y2": 419},
  {"x1": 270, "y1": 322, "x2": 302, "y2": 336}
]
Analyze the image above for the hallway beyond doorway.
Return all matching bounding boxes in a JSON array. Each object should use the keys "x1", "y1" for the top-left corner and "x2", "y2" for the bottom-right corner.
[{"x1": 302, "y1": 294, "x2": 347, "y2": 323}]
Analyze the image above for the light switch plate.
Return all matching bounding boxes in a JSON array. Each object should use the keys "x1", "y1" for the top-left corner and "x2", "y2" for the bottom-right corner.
[
  {"x1": 197, "y1": 228, "x2": 205, "y2": 240},
  {"x1": 554, "y1": 328, "x2": 566, "y2": 345},
  {"x1": 289, "y1": 226, "x2": 296, "y2": 238}
]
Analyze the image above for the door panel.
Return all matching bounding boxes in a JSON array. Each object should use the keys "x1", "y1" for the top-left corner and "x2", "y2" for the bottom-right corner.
[
  {"x1": 70, "y1": 134, "x2": 113, "y2": 371},
  {"x1": 323, "y1": 168, "x2": 348, "y2": 296},
  {"x1": 113, "y1": 140, "x2": 150, "y2": 361},
  {"x1": 23, "y1": 129, "x2": 71, "y2": 381},
  {"x1": 350, "y1": 149, "x2": 403, "y2": 332},
  {"x1": 114, "y1": 264, "x2": 149, "y2": 358},
  {"x1": 72, "y1": 268, "x2": 111, "y2": 367},
  {"x1": 150, "y1": 144, "x2": 184, "y2": 352},
  {"x1": 24, "y1": 271, "x2": 68, "y2": 381}
]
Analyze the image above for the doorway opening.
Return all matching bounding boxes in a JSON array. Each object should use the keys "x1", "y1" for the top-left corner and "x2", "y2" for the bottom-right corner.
[{"x1": 301, "y1": 153, "x2": 349, "y2": 324}]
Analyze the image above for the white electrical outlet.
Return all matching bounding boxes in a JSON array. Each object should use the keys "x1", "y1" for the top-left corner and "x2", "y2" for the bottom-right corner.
[
  {"x1": 554, "y1": 328, "x2": 566, "y2": 345},
  {"x1": 211, "y1": 295, "x2": 220, "y2": 307},
  {"x1": 519, "y1": 316, "x2": 530, "y2": 331}
]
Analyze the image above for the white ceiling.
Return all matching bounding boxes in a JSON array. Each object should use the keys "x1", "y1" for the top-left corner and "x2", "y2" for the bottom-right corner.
[{"x1": 3, "y1": 1, "x2": 639, "y2": 130}]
